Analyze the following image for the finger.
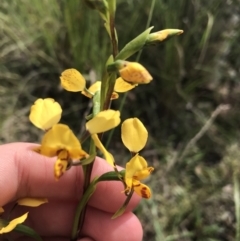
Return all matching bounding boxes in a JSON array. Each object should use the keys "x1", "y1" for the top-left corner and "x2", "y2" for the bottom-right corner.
[
  {"x1": 0, "y1": 143, "x2": 140, "y2": 213},
  {"x1": 8, "y1": 200, "x2": 142, "y2": 241},
  {"x1": 16, "y1": 237, "x2": 94, "y2": 241},
  {"x1": 83, "y1": 208, "x2": 143, "y2": 241},
  {"x1": 16, "y1": 238, "x2": 94, "y2": 241}
]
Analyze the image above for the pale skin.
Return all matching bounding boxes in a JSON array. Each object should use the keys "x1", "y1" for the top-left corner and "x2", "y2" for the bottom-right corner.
[{"x1": 0, "y1": 143, "x2": 143, "y2": 241}]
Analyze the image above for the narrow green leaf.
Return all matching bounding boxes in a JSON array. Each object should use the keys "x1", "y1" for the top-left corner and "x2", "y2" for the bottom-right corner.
[
  {"x1": 116, "y1": 26, "x2": 154, "y2": 60},
  {"x1": 98, "y1": 170, "x2": 125, "y2": 182},
  {"x1": 80, "y1": 154, "x2": 96, "y2": 165},
  {"x1": 71, "y1": 177, "x2": 98, "y2": 239},
  {"x1": 14, "y1": 224, "x2": 43, "y2": 241},
  {"x1": 112, "y1": 189, "x2": 134, "y2": 219},
  {"x1": 84, "y1": 0, "x2": 109, "y2": 22}
]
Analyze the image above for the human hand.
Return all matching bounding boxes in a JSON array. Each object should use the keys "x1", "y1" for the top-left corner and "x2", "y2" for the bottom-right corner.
[{"x1": 0, "y1": 143, "x2": 143, "y2": 241}]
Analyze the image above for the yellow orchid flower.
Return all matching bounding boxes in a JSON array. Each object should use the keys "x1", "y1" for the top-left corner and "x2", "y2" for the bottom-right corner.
[
  {"x1": 118, "y1": 61, "x2": 152, "y2": 84},
  {"x1": 38, "y1": 124, "x2": 88, "y2": 179},
  {"x1": 121, "y1": 118, "x2": 153, "y2": 198},
  {"x1": 125, "y1": 154, "x2": 154, "y2": 199},
  {"x1": 81, "y1": 81, "x2": 119, "y2": 99},
  {"x1": 29, "y1": 98, "x2": 62, "y2": 130},
  {"x1": 60, "y1": 68, "x2": 86, "y2": 92},
  {"x1": 121, "y1": 118, "x2": 148, "y2": 153},
  {"x1": 0, "y1": 212, "x2": 28, "y2": 234},
  {"x1": 114, "y1": 77, "x2": 138, "y2": 93}
]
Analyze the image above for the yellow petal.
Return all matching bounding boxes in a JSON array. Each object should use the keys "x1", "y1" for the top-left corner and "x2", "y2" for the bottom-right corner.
[
  {"x1": 60, "y1": 68, "x2": 86, "y2": 92},
  {"x1": 91, "y1": 133, "x2": 114, "y2": 166},
  {"x1": 86, "y1": 110, "x2": 121, "y2": 134},
  {"x1": 125, "y1": 154, "x2": 148, "y2": 180},
  {"x1": 132, "y1": 181, "x2": 151, "y2": 199},
  {"x1": 0, "y1": 212, "x2": 28, "y2": 234},
  {"x1": 0, "y1": 207, "x2": 4, "y2": 213},
  {"x1": 54, "y1": 158, "x2": 68, "y2": 180},
  {"x1": 147, "y1": 29, "x2": 183, "y2": 43},
  {"x1": 17, "y1": 198, "x2": 48, "y2": 207},
  {"x1": 40, "y1": 124, "x2": 88, "y2": 159},
  {"x1": 114, "y1": 77, "x2": 137, "y2": 93},
  {"x1": 81, "y1": 81, "x2": 101, "y2": 98},
  {"x1": 29, "y1": 98, "x2": 62, "y2": 130},
  {"x1": 121, "y1": 118, "x2": 148, "y2": 152},
  {"x1": 135, "y1": 166, "x2": 154, "y2": 180},
  {"x1": 119, "y1": 62, "x2": 152, "y2": 84}
]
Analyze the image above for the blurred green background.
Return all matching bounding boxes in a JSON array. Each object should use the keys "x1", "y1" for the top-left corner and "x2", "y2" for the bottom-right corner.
[{"x1": 1, "y1": 0, "x2": 240, "y2": 240}]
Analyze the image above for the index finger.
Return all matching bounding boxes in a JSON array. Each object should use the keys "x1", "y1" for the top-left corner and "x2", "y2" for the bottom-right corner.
[{"x1": 0, "y1": 142, "x2": 140, "y2": 213}]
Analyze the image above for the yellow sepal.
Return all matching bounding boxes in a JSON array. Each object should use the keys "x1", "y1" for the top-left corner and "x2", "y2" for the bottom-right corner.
[
  {"x1": 0, "y1": 212, "x2": 28, "y2": 234},
  {"x1": 60, "y1": 68, "x2": 86, "y2": 92},
  {"x1": 121, "y1": 118, "x2": 148, "y2": 153},
  {"x1": 114, "y1": 77, "x2": 137, "y2": 93},
  {"x1": 17, "y1": 198, "x2": 48, "y2": 207},
  {"x1": 119, "y1": 61, "x2": 152, "y2": 84},
  {"x1": 91, "y1": 133, "x2": 114, "y2": 166},
  {"x1": 86, "y1": 110, "x2": 121, "y2": 134},
  {"x1": 29, "y1": 98, "x2": 62, "y2": 130}
]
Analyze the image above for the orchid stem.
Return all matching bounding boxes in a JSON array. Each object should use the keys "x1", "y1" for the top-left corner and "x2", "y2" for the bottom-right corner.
[
  {"x1": 71, "y1": 177, "x2": 98, "y2": 240},
  {"x1": 109, "y1": 15, "x2": 118, "y2": 58},
  {"x1": 72, "y1": 91, "x2": 101, "y2": 240}
]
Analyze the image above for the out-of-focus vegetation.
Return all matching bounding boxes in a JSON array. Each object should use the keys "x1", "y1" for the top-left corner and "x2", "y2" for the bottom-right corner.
[{"x1": 1, "y1": 0, "x2": 240, "y2": 240}]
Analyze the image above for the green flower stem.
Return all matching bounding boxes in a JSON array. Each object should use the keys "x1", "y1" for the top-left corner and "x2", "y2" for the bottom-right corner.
[
  {"x1": 107, "y1": 0, "x2": 116, "y2": 17},
  {"x1": 72, "y1": 91, "x2": 101, "y2": 239},
  {"x1": 106, "y1": 0, "x2": 156, "y2": 147},
  {"x1": 98, "y1": 170, "x2": 125, "y2": 182},
  {"x1": 80, "y1": 130, "x2": 90, "y2": 144},
  {"x1": 71, "y1": 171, "x2": 125, "y2": 240},
  {"x1": 72, "y1": 3, "x2": 118, "y2": 238},
  {"x1": 103, "y1": 72, "x2": 116, "y2": 110},
  {"x1": 93, "y1": 90, "x2": 101, "y2": 115},
  {"x1": 100, "y1": 71, "x2": 110, "y2": 110},
  {"x1": 71, "y1": 140, "x2": 95, "y2": 240},
  {"x1": 109, "y1": 15, "x2": 118, "y2": 58},
  {"x1": 71, "y1": 177, "x2": 98, "y2": 240},
  {"x1": 101, "y1": 3, "x2": 118, "y2": 110}
]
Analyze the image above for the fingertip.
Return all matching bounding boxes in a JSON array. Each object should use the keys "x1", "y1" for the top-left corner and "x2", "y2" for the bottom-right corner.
[{"x1": 78, "y1": 238, "x2": 95, "y2": 241}]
